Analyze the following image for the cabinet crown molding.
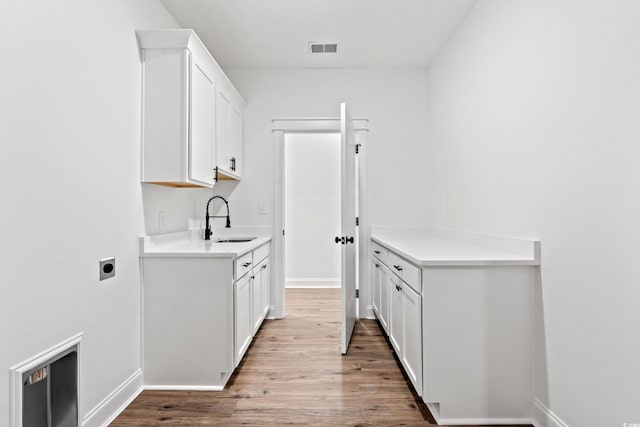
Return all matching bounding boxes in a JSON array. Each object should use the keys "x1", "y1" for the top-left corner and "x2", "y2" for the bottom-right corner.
[
  {"x1": 136, "y1": 29, "x2": 199, "y2": 50},
  {"x1": 136, "y1": 29, "x2": 246, "y2": 108}
]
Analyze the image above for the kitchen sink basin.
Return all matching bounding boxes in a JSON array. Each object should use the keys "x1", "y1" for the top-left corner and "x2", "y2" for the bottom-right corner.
[{"x1": 214, "y1": 237, "x2": 257, "y2": 243}]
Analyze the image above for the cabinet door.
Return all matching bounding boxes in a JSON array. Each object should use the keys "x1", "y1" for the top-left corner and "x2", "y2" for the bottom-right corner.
[
  {"x1": 234, "y1": 274, "x2": 252, "y2": 366},
  {"x1": 215, "y1": 89, "x2": 231, "y2": 171},
  {"x1": 260, "y1": 258, "x2": 271, "y2": 318},
  {"x1": 251, "y1": 271, "x2": 262, "y2": 335},
  {"x1": 189, "y1": 56, "x2": 216, "y2": 185},
  {"x1": 379, "y1": 264, "x2": 390, "y2": 334},
  {"x1": 389, "y1": 274, "x2": 403, "y2": 354},
  {"x1": 372, "y1": 260, "x2": 381, "y2": 316},
  {"x1": 402, "y1": 283, "x2": 423, "y2": 396},
  {"x1": 228, "y1": 104, "x2": 242, "y2": 175}
]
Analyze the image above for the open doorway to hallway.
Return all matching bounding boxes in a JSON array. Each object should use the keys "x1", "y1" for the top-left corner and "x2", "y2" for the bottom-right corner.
[{"x1": 284, "y1": 133, "x2": 341, "y2": 292}]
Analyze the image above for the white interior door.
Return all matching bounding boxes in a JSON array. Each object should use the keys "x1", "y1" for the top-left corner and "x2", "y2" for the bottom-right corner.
[{"x1": 340, "y1": 103, "x2": 357, "y2": 354}]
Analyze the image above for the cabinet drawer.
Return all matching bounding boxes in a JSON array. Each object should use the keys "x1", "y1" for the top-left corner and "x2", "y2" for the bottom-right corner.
[
  {"x1": 371, "y1": 241, "x2": 389, "y2": 264},
  {"x1": 388, "y1": 251, "x2": 421, "y2": 293},
  {"x1": 234, "y1": 252, "x2": 253, "y2": 280},
  {"x1": 253, "y1": 243, "x2": 270, "y2": 265}
]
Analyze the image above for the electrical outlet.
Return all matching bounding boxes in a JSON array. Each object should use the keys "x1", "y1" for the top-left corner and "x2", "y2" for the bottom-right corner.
[
  {"x1": 158, "y1": 211, "x2": 166, "y2": 230},
  {"x1": 258, "y1": 202, "x2": 268, "y2": 215},
  {"x1": 99, "y1": 257, "x2": 115, "y2": 281}
]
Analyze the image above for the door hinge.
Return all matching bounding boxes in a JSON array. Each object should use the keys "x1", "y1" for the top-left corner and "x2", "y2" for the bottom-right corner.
[
  {"x1": 355, "y1": 143, "x2": 361, "y2": 154},
  {"x1": 355, "y1": 289, "x2": 359, "y2": 298},
  {"x1": 355, "y1": 217, "x2": 359, "y2": 226},
  {"x1": 282, "y1": 229, "x2": 285, "y2": 236}
]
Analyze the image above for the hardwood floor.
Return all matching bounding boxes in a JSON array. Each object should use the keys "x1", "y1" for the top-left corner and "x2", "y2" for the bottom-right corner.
[{"x1": 111, "y1": 289, "x2": 531, "y2": 426}]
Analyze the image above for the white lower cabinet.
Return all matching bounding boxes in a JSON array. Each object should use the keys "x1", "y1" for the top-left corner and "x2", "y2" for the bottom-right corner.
[
  {"x1": 373, "y1": 243, "x2": 423, "y2": 397},
  {"x1": 251, "y1": 270, "x2": 262, "y2": 334},
  {"x1": 389, "y1": 274, "x2": 403, "y2": 355},
  {"x1": 371, "y1": 260, "x2": 381, "y2": 316},
  {"x1": 401, "y1": 282, "x2": 422, "y2": 395},
  {"x1": 234, "y1": 273, "x2": 252, "y2": 365},
  {"x1": 142, "y1": 256, "x2": 235, "y2": 388},
  {"x1": 371, "y1": 236, "x2": 534, "y2": 424},
  {"x1": 378, "y1": 264, "x2": 390, "y2": 334},
  {"x1": 259, "y1": 257, "x2": 271, "y2": 319},
  {"x1": 142, "y1": 239, "x2": 271, "y2": 389},
  {"x1": 372, "y1": 257, "x2": 391, "y2": 334},
  {"x1": 388, "y1": 273, "x2": 422, "y2": 395},
  {"x1": 235, "y1": 244, "x2": 271, "y2": 366},
  {"x1": 251, "y1": 256, "x2": 270, "y2": 335}
]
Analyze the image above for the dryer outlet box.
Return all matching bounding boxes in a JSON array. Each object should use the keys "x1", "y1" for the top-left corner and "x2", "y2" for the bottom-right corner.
[{"x1": 99, "y1": 257, "x2": 115, "y2": 281}]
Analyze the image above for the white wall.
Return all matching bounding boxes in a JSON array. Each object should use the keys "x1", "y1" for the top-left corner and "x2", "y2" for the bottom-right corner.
[
  {"x1": 142, "y1": 184, "x2": 208, "y2": 235},
  {"x1": 222, "y1": 68, "x2": 430, "y2": 229},
  {"x1": 0, "y1": 1, "x2": 178, "y2": 425},
  {"x1": 426, "y1": 1, "x2": 640, "y2": 426},
  {"x1": 284, "y1": 133, "x2": 341, "y2": 287}
]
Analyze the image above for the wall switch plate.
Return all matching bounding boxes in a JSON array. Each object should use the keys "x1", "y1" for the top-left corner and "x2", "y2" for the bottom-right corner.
[
  {"x1": 258, "y1": 202, "x2": 268, "y2": 215},
  {"x1": 99, "y1": 257, "x2": 115, "y2": 281}
]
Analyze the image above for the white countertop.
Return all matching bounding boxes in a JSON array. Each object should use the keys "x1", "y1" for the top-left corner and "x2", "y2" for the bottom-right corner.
[
  {"x1": 140, "y1": 230, "x2": 271, "y2": 258},
  {"x1": 371, "y1": 228, "x2": 540, "y2": 267}
]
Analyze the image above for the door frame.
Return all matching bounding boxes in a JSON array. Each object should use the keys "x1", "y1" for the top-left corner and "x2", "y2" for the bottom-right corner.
[{"x1": 271, "y1": 117, "x2": 369, "y2": 319}]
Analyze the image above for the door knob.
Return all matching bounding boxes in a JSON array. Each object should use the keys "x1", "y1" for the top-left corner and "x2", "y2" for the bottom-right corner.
[
  {"x1": 335, "y1": 236, "x2": 345, "y2": 244},
  {"x1": 345, "y1": 236, "x2": 354, "y2": 244}
]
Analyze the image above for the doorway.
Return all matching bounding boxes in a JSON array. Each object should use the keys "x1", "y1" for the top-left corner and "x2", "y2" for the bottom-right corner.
[
  {"x1": 272, "y1": 115, "x2": 369, "y2": 351},
  {"x1": 284, "y1": 133, "x2": 341, "y2": 290}
]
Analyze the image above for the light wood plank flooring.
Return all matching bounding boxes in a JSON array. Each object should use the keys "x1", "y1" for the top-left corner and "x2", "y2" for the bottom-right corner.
[{"x1": 111, "y1": 289, "x2": 531, "y2": 426}]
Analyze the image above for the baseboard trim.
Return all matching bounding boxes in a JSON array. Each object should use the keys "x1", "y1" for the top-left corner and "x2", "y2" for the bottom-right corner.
[
  {"x1": 85, "y1": 379, "x2": 227, "y2": 426},
  {"x1": 266, "y1": 305, "x2": 285, "y2": 319},
  {"x1": 144, "y1": 385, "x2": 225, "y2": 391},
  {"x1": 286, "y1": 278, "x2": 340, "y2": 288},
  {"x1": 362, "y1": 304, "x2": 375, "y2": 319},
  {"x1": 82, "y1": 368, "x2": 142, "y2": 427},
  {"x1": 426, "y1": 402, "x2": 440, "y2": 421},
  {"x1": 533, "y1": 398, "x2": 569, "y2": 427},
  {"x1": 427, "y1": 403, "x2": 534, "y2": 427},
  {"x1": 437, "y1": 417, "x2": 535, "y2": 425}
]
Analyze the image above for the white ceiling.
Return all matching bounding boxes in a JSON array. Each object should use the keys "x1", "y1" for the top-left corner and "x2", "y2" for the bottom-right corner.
[{"x1": 160, "y1": 0, "x2": 477, "y2": 68}]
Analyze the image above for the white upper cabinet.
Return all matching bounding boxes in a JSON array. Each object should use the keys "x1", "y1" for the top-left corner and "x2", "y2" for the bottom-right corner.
[
  {"x1": 137, "y1": 30, "x2": 245, "y2": 187},
  {"x1": 215, "y1": 90, "x2": 230, "y2": 175},
  {"x1": 216, "y1": 86, "x2": 244, "y2": 180},
  {"x1": 189, "y1": 58, "x2": 216, "y2": 185}
]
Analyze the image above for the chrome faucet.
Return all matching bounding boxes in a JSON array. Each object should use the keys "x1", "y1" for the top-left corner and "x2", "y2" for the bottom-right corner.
[{"x1": 204, "y1": 195, "x2": 231, "y2": 240}]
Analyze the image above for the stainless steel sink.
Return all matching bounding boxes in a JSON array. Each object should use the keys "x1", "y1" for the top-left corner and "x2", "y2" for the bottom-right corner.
[{"x1": 214, "y1": 237, "x2": 257, "y2": 243}]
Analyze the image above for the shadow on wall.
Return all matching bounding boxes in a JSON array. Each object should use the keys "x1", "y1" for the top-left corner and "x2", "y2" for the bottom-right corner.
[{"x1": 141, "y1": 181, "x2": 239, "y2": 235}]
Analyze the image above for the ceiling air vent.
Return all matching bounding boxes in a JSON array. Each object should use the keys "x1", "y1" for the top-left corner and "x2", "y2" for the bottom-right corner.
[{"x1": 309, "y1": 42, "x2": 339, "y2": 54}]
